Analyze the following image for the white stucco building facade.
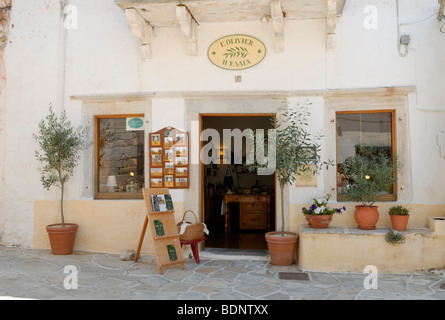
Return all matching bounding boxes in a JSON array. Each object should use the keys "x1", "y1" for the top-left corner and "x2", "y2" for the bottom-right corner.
[{"x1": 1, "y1": 0, "x2": 444, "y2": 272}]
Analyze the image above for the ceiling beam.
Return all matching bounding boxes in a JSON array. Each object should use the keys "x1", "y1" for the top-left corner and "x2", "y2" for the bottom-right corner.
[
  {"x1": 116, "y1": 0, "x2": 347, "y2": 58},
  {"x1": 326, "y1": 0, "x2": 337, "y2": 52},
  {"x1": 125, "y1": 8, "x2": 153, "y2": 60},
  {"x1": 439, "y1": 0, "x2": 445, "y2": 21},
  {"x1": 176, "y1": 4, "x2": 199, "y2": 56},
  {"x1": 271, "y1": 0, "x2": 285, "y2": 53}
]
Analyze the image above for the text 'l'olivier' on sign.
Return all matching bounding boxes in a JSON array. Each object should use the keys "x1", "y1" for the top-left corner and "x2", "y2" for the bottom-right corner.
[{"x1": 208, "y1": 34, "x2": 267, "y2": 71}]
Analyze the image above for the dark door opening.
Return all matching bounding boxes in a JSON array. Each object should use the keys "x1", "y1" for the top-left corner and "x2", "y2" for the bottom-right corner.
[{"x1": 201, "y1": 115, "x2": 276, "y2": 251}]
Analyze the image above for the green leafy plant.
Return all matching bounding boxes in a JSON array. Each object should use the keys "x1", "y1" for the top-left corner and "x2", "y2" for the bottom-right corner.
[
  {"x1": 340, "y1": 146, "x2": 402, "y2": 207},
  {"x1": 385, "y1": 229, "x2": 406, "y2": 245},
  {"x1": 246, "y1": 101, "x2": 333, "y2": 235},
  {"x1": 33, "y1": 105, "x2": 89, "y2": 225},
  {"x1": 389, "y1": 205, "x2": 410, "y2": 216}
]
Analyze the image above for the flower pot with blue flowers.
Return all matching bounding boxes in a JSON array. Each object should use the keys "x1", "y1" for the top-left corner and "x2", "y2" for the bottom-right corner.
[{"x1": 302, "y1": 194, "x2": 346, "y2": 228}]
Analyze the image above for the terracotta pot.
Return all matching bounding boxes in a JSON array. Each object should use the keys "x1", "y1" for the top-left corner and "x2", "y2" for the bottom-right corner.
[
  {"x1": 306, "y1": 214, "x2": 333, "y2": 228},
  {"x1": 46, "y1": 223, "x2": 79, "y2": 255},
  {"x1": 265, "y1": 231, "x2": 298, "y2": 266},
  {"x1": 354, "y1": 206, "x2": 379, "y2": 230},
  {"x1": 390, "y1": 215, "x2": 410, "y2": 231}
]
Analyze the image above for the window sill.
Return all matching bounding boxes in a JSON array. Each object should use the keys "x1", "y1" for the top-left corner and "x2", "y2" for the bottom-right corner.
[{"x1": 95, "y1": 193, "x2": 143, "y2": 200}]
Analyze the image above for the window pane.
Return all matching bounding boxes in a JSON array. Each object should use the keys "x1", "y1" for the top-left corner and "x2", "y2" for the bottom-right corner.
[
  {"x1": 336, "y1": 112, "x2": 394, "y2": 198},
  {"x1": 97, "y1": 117, "x2": 145, "y2": 195}
]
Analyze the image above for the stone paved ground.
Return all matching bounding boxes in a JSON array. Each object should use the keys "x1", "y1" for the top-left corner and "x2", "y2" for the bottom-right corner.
[{"x1": 0, "y1": 246, "x2": 444, "y2": 300}]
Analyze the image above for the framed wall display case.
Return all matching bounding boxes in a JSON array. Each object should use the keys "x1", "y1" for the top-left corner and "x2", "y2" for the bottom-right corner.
[{"x1": 149, "y1": 127, "x2": 190, "y2": 189}]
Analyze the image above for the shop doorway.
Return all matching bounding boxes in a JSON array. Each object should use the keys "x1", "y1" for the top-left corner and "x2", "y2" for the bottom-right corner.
[{"x1": 200, "y1": 114, "x2": 276, "y2": 251}]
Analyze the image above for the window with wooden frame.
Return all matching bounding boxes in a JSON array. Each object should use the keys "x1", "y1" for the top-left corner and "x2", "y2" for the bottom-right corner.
[
  {"x1": 336, "y1": 110, "x2": 397, "y2": 201},
  {"x1": 95, "y1": 115, "x2": 145, "y2": 199}
]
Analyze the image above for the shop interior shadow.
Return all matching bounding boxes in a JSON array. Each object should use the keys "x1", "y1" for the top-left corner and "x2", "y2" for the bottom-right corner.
[
  {"x1": 204, "y1": 191, "x2": 276, "y2": 251},
  {"x1": 202, "y1": 115, "x2": 276, "y2": 252}
]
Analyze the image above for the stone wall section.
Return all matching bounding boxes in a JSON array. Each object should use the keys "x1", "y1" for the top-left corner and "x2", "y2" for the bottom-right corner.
[{"x1": 0, "y1": 1, "x2": 11, "y2": 49}]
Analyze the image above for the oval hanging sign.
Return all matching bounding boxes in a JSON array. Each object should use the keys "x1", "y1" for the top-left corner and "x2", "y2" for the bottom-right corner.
[{"x1": 208, "y1": 34, "x2": 266, "y2": 71}]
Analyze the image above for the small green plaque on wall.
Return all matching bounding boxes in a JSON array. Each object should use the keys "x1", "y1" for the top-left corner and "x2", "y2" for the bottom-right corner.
[{"x1": 126, "y1": 117, "x2": 144, "y2": 131}]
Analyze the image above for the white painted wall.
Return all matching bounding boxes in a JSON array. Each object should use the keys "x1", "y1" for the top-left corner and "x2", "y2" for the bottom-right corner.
[
  {"x1": 287, "y1": 96, "x2": 327, "y2": 205},
  {"x1": 2, "y1": 0, "x2": 64, "y2": 246},
  {"x1": 64, "y1": 0, "x2": 141, "y2": 96},
  {"x1": 2, "y1": 0, "x2": 445, "y2": 247},
  {"x1": 139, "y1": 19, "x2": 327, "y2": 92}
]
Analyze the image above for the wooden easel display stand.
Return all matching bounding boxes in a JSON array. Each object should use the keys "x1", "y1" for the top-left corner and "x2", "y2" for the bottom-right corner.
[{"x1": 134, "y1": 188, "x2": 185, "y2": 274}]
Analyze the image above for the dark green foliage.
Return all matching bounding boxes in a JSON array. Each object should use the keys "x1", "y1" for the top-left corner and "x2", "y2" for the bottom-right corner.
[
  {"x1": 389, "y1": 205, "x2": 410, "y2": 216},
  {"x1": 33, "y1": 105, "x2": 89, "y2": 225},
  {"x1": 245, "y1": 101, "x2": 334, "y2": 233},
  {"x1": 340, "y1": 146, "x2": 402, "y2": 207},
  {"x1": 385, "y1": 229, "x2": 406, "y2": 245}
]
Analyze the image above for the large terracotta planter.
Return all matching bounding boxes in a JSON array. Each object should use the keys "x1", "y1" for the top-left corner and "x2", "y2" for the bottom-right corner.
[
  {"x1": 354, "y1": 206, "x2": 379, "y2": 230},
  {"x1": 306, "y1": 214, "x2": 333, "y2": 228},
  {"x1": 46, "y1": 223, "x2": 79, "y2": 255},
  {"x1": 390, "y1": 215, "x2": 410, "y2": 231},
  {"x1": 265, "y1": 232, "x2": 298, "y2": 266}
]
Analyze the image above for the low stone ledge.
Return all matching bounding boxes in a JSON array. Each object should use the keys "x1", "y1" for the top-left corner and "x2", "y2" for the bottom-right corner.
[
  {"x1": 299, "y1": 226, "x2": 433, "y2": 236},
  {"x1": 427, "y1": 217, "x2": 445, "y2": 235},
  {"x1": 297, "y1": 225, "x2": 444, "y2": 274}
]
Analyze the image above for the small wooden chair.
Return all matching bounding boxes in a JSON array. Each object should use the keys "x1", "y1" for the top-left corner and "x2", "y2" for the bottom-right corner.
[{"x1": 180, "y1": 237, "x2": 207, "y2": 264}]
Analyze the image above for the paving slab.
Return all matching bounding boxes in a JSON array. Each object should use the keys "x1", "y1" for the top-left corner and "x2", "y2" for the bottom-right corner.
[{"x1": 0, "y1": 246, "x2": 444, "y2": 301}]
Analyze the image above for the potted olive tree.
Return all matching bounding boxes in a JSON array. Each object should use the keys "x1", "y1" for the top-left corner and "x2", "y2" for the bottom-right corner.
[
  {"x1": 246, "y1": 102, "x2": 332, "y2": 265},
  {"x1": 34, "y1": 105, "x2": 89, "y2": 255},
  {"x1": 339, "y1": 146, "x2": 402, "y2": 230}
]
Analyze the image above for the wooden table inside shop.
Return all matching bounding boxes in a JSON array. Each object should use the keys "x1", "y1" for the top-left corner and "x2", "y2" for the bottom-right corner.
[{"x1": 224, "y1": 194, "x2": 271, "y2": 234}]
